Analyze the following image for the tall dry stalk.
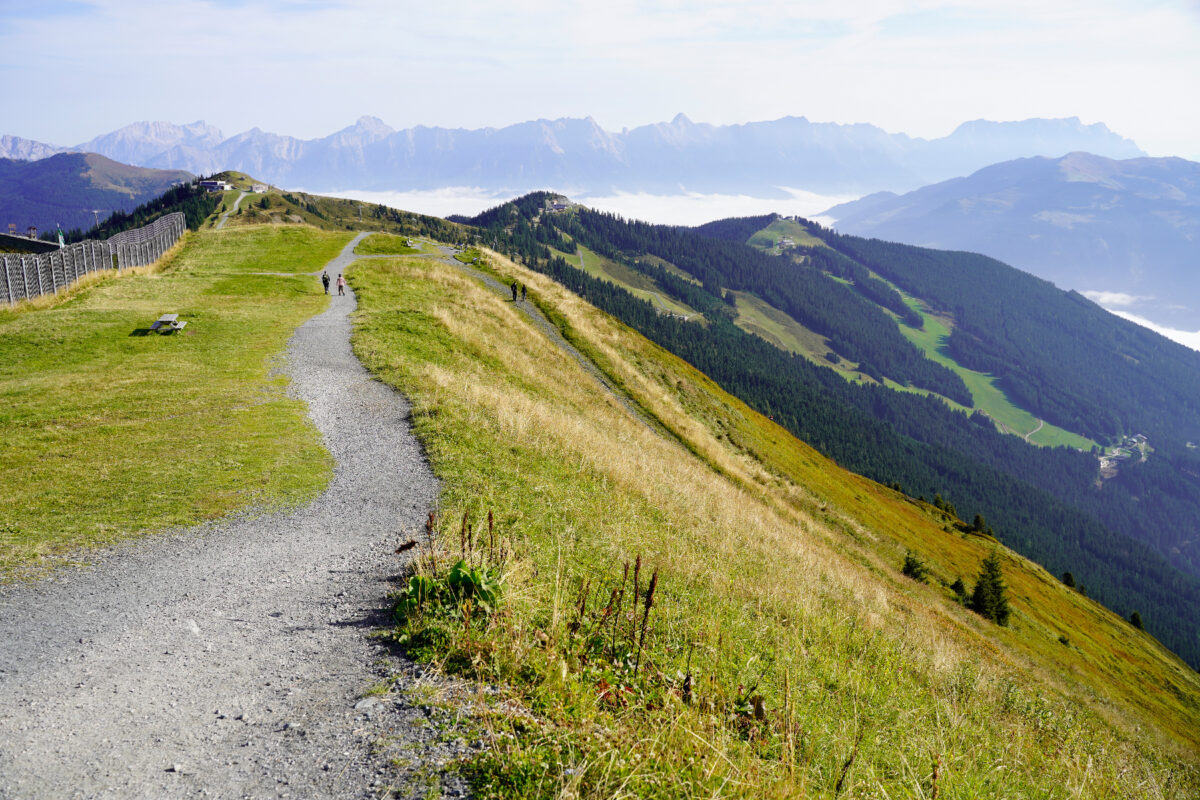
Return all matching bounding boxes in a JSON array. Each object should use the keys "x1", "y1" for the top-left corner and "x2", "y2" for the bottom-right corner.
[
  {"x1": 611, "y1": 561, "x2": 628, "y2": 658},
  {"x1": 634, "y1": 569, "x2": 658, "y2": 675},
  {"x1": 488, "y1": 509, "x2": 495, "y2": 562}
]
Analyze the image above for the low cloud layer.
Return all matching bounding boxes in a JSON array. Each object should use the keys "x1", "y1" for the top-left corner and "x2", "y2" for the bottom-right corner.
[
  {"x1": 1107, "y1": 309, "x2": 1200, "y2": 352},
  {"x1": 320, "y1": 188, "x2": 855, "y2": 227},
  {"x1": 1082, "y1": 290, "x2": 1152, "y2": 307}
]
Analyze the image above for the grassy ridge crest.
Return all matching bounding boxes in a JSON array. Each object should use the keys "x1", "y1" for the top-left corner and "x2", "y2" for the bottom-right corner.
[{"x1": 350, "y1": 248, "x2": 1200, "y2": 798}]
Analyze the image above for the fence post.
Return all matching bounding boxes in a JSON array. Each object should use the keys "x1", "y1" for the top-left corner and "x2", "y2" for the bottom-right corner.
[
  {"x1": 21, "y1": 256, "x2": 31, "y2": 302},
  {"x1": 3, "y1": 256, "x2": 12, "y2": 306}
]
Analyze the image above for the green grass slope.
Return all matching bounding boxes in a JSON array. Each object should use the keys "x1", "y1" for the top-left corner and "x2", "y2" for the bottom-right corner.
[
  {"x1": 350, "y1": 247, "x2": 1200, "y2": 799},
  {"x1": 747, "y1": 217, "x2": 829, "y2": 253},
  {"x1": 0, "y1": 225, "x2": 349, "y2": 574},
  {"x1": 554, "y1": 243, "x2": 700, "y2": 318},
  {"x1": 739, "y1": 217, "x2": 1094, "y2": 449},
  {"x1": 209, "y1": 184, "x2": 466, "y2": 244},
  {"x1": 892, "y1": 293, "x2": 1094, "y2": 449}
]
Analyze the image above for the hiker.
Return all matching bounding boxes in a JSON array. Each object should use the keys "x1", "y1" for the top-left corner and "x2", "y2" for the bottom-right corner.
[
  {"x1": 521, "y1": 284, "x2": 527, "y2": 302},
  {"x1": 336, "y1": 274, "x2": 346, "y2": 296},
  {"x1": 321, "y1": 271, "x2": 330, "y2": 294},
  {"x1": 511, "y1": 281, "x2": 518, "y2": 302}
]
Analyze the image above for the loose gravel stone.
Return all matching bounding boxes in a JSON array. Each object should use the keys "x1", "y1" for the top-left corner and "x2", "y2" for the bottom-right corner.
[{"x1": 0, "y1": 234, "x2": 464, "y2": 799}]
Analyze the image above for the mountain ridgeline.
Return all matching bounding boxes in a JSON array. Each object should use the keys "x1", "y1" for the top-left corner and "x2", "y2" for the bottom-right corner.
[
  {"x1": 1, "y1": 115, "x2": 1145, "y2": 196},
  {"x1": 0, "y1": 152, "x2": 192, "y2": 237},
  {"x1": 457, "y1": 192, "x2": 1200, "y2": 669},
  {"x1": 823, "y1": 153, "x2": 1200, "y2": 330}
]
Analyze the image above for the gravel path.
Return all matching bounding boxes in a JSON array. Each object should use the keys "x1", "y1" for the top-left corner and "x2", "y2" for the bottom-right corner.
[
  {"x1": 215, "y1": 192, "x2": 247, "y2": 230},
  {"x1": 0, "y1": 234, "x2": 461, "y2": 799}
]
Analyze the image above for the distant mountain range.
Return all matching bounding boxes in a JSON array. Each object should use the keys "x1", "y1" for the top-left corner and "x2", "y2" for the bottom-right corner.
[
  {"x1": 821, "y1": 153, "x2": 1200, "y2": 330},
  {"x1": 1, "y1": 115, "x2": 1144, "y2": 197},
  {"x1": 0, "y1": 153, "x2": 192, "y2": 236}
]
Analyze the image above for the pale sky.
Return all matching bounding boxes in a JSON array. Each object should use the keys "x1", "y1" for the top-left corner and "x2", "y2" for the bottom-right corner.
[{"x1": 2, "y1": 0, "x2": 1198, "y2": 160}]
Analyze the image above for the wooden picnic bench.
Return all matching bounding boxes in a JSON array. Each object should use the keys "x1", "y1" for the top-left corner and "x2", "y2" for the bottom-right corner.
[{"x1": 149, "y1": 313, "x2": 187, "y2": 334}]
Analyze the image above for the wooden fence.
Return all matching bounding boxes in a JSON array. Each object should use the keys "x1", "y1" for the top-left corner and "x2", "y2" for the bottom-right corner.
[{"x1": 0, "y1": 212, "x2": 187, "y2": 306}]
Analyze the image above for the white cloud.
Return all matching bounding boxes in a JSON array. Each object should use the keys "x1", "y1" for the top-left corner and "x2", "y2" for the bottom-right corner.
[
  {"x1": 313, "y1": 186, "x2": 857, "y2": 226},
  {"x1": 311, "y1": 187, "x2": 504, "y2": 219},
  {"x1": 1106, "y1": 309, "x2": 1200, "y2": 352},
  {"x1": 1081, "y1": 290, "x2": 1151, "y2": 306},
  {"x1": 576, "y1": 189, "x2": 859, "y2": 226}
]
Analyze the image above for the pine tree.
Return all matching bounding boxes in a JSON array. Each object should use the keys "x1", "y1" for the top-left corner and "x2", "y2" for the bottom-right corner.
[
  {"x1": 901, "y1": 551, "x2": 929, "y2": 583},
  {"x1": 950, "y1": 577, "x2": 968, "y2": 604},
  {"x1": 970, "y1": 552, "x2": 1011, "y2": 625},
  {"x1": 1062, "y1": 572, "x2": 1076, "y2": 588},
  {"x1": 1130, "y1": 611, "x2": 1144, "y2": 630}
]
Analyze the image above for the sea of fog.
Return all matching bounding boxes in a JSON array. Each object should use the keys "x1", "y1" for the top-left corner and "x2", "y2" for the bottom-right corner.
[
  {"x1": 310, "y1": 186, "x2": 854, "y2": 227},
  {"x1": 311, "y1": 186, "x2": 1200, "y2": 353},
  {"x1": 1104, "y1": 310, "x2": 1200, "y2": 353}
]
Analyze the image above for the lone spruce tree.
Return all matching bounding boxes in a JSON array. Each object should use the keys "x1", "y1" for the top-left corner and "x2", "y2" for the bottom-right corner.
[{"x1": 970, "y1": 551, "x2": 1011, "y2": 625}]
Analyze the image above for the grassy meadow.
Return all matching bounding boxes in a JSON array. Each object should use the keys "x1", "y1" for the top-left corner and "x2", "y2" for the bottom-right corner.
[
  {"x1": 747, "y1": 217, "x2": 829, "y2": 253},
  {"x1": 349, "y1": 249, "x2": 1200, "y2": 799},
  {"x1": 356, "y1": 232, "x2": 442, "y2": 256},
  {"x1": 892, "y1": 294, "x2": 1095, "y2": 449},
  {"x1": 0, "y1": 225, "x2": 350, "y2": 575},
  {"x1": 735, "y1": 222, "x2": 1096, "y2": 451},
  {"x1": 730, "y1": 289, "x2": 838, "y2": 363},
  {"x1": 555, "y1": 244, "x2": 701, "y2": 318}
]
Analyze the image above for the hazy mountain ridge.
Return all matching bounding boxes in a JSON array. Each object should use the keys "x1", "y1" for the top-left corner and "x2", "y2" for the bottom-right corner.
[
  {"x1": 0, "y1": 153, "x2": 192, "y2": 236},
  {"x1": 1, "y1": 114, "x2": 1144, "y2": 196},
  {"x1": 823, "y1": 152, "x2": 1200, "y2": 329}
]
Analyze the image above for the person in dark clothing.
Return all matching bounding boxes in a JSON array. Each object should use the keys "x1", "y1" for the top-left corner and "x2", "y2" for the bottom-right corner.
[
  {"x1": 511, "y1": 281, "x2": 518, "y2": 301},
  {"x1": 521, "y1": 284, "x2": 527, "y2": 301},
  {"x1": 321, "y1": 271, "x2": 330, "y2": 294}
]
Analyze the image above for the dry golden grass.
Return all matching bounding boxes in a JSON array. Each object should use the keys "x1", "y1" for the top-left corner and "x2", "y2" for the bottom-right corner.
[
  {"x1": 352, "y1": 250, "x2": 1200, "y2": 798},
  {"x1": 487, "y1": 245, "x2": 1200, "y2": 755}
]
